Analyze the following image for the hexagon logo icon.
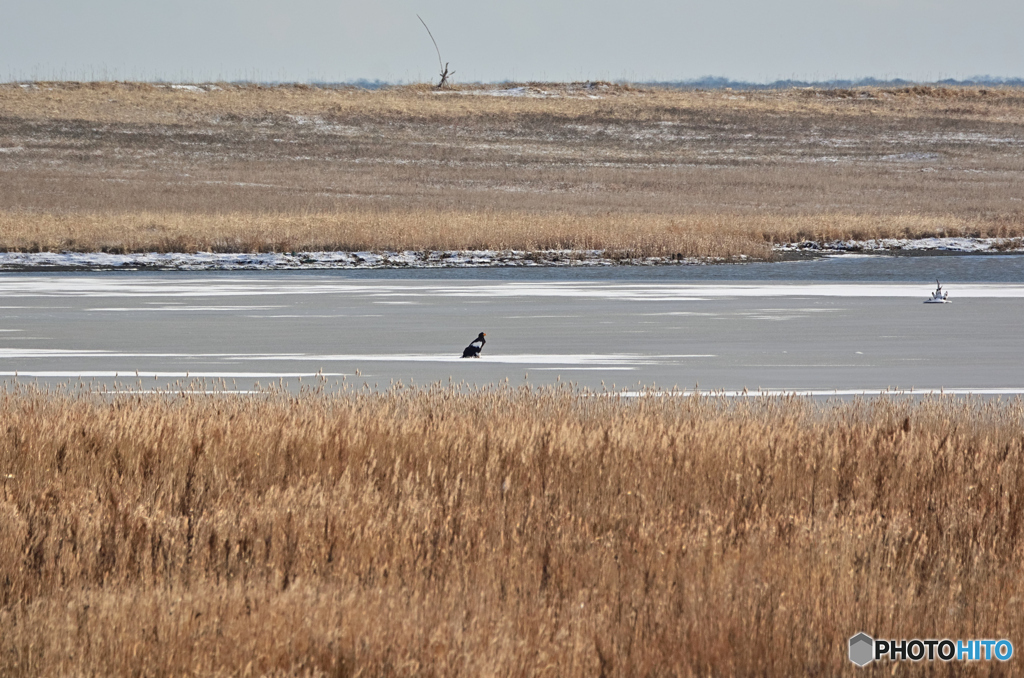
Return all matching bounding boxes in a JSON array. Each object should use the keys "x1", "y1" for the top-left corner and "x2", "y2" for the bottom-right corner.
[{"x1": 849, "y1": 632, "x2": 874, "y2": 666}]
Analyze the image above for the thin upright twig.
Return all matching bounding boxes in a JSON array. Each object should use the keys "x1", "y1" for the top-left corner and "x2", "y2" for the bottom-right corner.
[
  {"x1": 417, "y1": 14, "x2": 444, "y2": 73},
  {"x1": 417, "y1": 14, "x2": 454, "y2": 88}
]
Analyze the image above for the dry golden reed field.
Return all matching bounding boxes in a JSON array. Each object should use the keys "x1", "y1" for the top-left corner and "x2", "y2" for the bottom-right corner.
[
  {"x1": 3, "y1": 82, "x2": 1024, "y2": 676},
  {"x1": 2, "y1": 385, "x2": 1024, "y2": 676},
  {"x1": 1, "y1": 82, "x2": 1023, "y2": 259}
]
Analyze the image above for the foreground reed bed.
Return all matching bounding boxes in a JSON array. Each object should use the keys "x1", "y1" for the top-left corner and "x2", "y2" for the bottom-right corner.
[{"x1": 1, "y1": 385, "x2": 1022, "y2": 675}]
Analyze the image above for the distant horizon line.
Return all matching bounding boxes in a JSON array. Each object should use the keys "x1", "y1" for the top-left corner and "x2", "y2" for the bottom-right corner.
[{"x1": 5, "y1": 75, "x2": 1024, "y2": 90}]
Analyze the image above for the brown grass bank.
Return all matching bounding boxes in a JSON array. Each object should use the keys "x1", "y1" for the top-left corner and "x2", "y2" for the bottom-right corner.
[
  {"x1": 2, "y1": 82, "x2": 1023, "y2": 258},
  {"x1": 0, "y1": 209, "x2": 774, "y2": 260},
  {"x1": 2, "y1": 385, "x2": 1023, "y2": 676}
]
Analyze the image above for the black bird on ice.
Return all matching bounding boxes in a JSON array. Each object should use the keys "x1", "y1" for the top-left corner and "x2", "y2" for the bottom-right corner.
[{"x1": 461, "y1": 332, "x2": 486, "y2": 358}]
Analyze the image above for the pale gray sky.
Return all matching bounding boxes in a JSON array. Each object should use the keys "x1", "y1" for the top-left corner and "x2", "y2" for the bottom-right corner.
[{"x1": 2, "y1": 0, "x2": 1022, "y2": 83}]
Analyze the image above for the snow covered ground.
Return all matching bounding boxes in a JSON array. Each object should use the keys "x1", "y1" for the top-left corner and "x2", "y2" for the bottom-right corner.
[
  {"x1": 777, "y1": 237, "x2": 1024, "y2": 254},
  {"x1": 0, "y1": 238, "x2": 1020, "y2": 271},
  {"x1": 0, "y1": 249, "x2": 726, "y2": 271}
]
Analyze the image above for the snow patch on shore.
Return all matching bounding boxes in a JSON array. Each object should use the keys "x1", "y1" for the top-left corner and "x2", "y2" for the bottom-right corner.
[
  {"x1": 452, "y1": 86, "x2": 559, "y2": 98},
  {"x1": 778, "y1": 237, "x2": 1024, "y2": 254},
  {"x1": 0, "y1": 250, "x2": 724, "y2": 271},
  {"x1": 0, "y1": 237, "x2": 1020, "y2": 271}
]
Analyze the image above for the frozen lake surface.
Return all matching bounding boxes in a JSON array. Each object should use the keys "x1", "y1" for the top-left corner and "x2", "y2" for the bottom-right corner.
[{"x1": 1, "y1": 255, "x2": 1023, "y2": 395}]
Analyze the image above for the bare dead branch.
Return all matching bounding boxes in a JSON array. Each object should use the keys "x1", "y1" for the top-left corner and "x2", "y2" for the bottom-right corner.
[
  {"x1": 417, "y1": 15, "x2": 444, "y2": 73},
  {"x1": 417, "y1": 15, "x2": 454, "y2": 89}
]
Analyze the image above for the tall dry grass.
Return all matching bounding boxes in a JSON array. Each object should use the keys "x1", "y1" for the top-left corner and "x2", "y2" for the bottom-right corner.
[
  {"x1": 2, "y1": 82, "x2": 1023, "y2": 259},
  {"x1": 0, "y1": 209, "x2": 778, "y2": 259},
  {"x1": 2, "y1": 385, "x2": 1023, "y2": 676},
  {"x1": 0, "y1": 209, "x2": 1014, "y2": 257},
  {"x1": 3, "y1": 81, "x2": 1024, "y2": 126}
]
